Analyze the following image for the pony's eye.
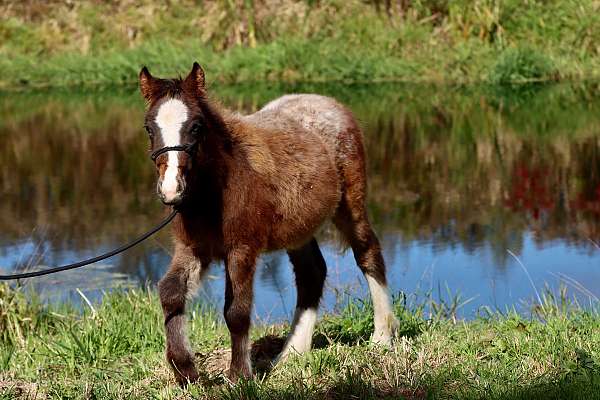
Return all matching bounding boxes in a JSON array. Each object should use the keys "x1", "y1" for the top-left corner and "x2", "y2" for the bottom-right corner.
[{"x1": 190, "y1": 123, "x2": 202, "y2": 136}]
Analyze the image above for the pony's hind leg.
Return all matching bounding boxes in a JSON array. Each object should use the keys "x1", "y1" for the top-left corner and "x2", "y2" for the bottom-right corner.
[
  {"x1": 279, "y1": 238, "x2": 327, "y2": 361},
  {"x1": 333, "y1": 197, "x2": 399, "y2": 345},
  {"x1": 158, "y1": 243, "x2": 208, "y2": 386},
  {"x1": 333, "y1": 123, "x2": 398, "y2": 344}
]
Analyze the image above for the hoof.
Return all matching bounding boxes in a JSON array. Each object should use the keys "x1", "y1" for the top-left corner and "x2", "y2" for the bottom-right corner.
[
  {"x1": 276, "y1": 343, "x2": 309, "y2": 365},
  {"x1": 168, "y1": 352, "x2": 199, "y2": 387},
  {"x1": 274, "y1": 349, "x2": 294, "y2": 366},
  {"x1": 372, "y1": 314, "x2": 400, "y2": 346},
  {"x1": 227, "y1": 362, "x2": 253, "y2": 383},
  {"x1": 175, "y1": 368, "x2": 200, "y2": 387}
]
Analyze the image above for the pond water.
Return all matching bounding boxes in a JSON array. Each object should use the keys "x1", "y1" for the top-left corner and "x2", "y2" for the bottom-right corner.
[{"x1": 0, "y1": 83, "x2": 599, "y2": 321}]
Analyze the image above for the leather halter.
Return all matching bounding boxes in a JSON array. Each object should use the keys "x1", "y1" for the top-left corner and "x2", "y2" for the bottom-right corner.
[{"x1": 150, "y1": 140, "x2": 198, "y2": 162}]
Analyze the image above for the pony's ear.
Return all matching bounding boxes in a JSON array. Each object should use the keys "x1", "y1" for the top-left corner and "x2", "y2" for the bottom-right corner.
[
  {"x1": 139, "y1": 66, "x2": 155, "y2": 102},
  {"x1": 184, "y1": 62, "x2": 206, "y2": 94}
]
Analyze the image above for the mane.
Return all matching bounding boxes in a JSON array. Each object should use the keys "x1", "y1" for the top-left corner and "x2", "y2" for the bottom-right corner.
[
  {"x1": 197, "y1": 95, "x2": 234, "y2": 153},
  {"x1": 215, "y1": 105, "x2": 278, "y2": 178}
]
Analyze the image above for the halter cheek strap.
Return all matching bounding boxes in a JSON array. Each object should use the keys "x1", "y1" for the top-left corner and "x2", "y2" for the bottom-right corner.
[{"x1": 150, "y1": 140, "x2": 198, "y2": 162}]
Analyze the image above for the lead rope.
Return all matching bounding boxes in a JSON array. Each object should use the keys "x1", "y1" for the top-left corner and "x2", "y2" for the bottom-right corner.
[{"x1": 0, "y1": 208, "x2": 178, "y2": 281}]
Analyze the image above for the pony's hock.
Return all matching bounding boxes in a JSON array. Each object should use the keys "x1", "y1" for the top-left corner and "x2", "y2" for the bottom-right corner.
[{"x1": 141, "y1": 62, "x2": 399, "y2": 386}]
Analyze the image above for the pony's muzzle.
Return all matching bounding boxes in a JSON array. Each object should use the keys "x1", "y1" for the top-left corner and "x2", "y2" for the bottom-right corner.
[{"x1": 157, "y1": 170, "x2": 186, "y2": 205}]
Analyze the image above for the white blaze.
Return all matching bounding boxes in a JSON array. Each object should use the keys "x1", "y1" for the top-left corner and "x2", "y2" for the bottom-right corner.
[{"x1": 155, "y1": 99, "x2": 188, "y2": 201}]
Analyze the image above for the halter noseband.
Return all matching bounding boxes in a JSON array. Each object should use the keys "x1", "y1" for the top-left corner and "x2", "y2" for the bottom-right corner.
[{"x1": 150, "y1": 140, "x2": 198, "y2": 162}]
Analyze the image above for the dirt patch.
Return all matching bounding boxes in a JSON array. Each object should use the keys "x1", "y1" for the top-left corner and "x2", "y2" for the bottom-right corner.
[
  {"x1": 0, "y1": 373, "x2": 44, "y2": 399},
  {"x1": 251, "y1": 334, "x2": 286, "y2": 373},
  {"x1": 196, "y1": 348, "x2": 231, "y2": 377},
  {"x1": 196, "y1": 334, "x2": 286, "y2": 378}
]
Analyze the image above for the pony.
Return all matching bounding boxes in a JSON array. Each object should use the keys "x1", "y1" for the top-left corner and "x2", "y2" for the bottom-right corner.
[{"x1": 139, "y1": 62, "x2": 399, "y2": 385}]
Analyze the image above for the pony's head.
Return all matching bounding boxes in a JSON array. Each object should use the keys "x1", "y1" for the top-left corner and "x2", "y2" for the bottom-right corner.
[{"x1": 139, "y1": 62, "x2": 212, "y2": 206}]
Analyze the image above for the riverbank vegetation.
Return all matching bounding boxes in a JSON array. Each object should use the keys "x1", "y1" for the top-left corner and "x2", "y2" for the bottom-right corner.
[
  {"x1": 1, "y1": 0, "x2": 599, "y2": 89},
  {"x1": 1, "y1": 284, "x2": 599, "y2": 399}
]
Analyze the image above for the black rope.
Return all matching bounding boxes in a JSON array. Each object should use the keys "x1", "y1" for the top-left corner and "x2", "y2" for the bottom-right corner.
[{"x1": 0, "y1": 208, "x2": 178, "y2": 281}]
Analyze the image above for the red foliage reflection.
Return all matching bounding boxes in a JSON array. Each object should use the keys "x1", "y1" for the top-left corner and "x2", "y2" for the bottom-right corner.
[{"x1": 505, "y1": 164, "x2": 555, "y2": 220}]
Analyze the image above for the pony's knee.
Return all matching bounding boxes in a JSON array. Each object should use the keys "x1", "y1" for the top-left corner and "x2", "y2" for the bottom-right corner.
[
  {"x1": 158, "y1": 273, "x2": 177, "y2": 297},
  {"x1": 224, "y1": 245, "x2": 256, "y2": 334},
  {"x1": 158, "y1": 273, "x2": 186, "y2": 312}
]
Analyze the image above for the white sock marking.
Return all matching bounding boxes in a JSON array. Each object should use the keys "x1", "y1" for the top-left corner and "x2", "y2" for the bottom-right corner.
[
  {"x1": 155, "y1": 98, "x2": 188, "y2": 201},
  {"x1": 279, "y1": 307, "x2": 317, "y2": 361},
  {"x1": 366, "y1": 275, "x2": 397, "y2": 345}
]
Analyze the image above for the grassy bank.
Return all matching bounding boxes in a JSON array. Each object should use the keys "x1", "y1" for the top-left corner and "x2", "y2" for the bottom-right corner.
[
  {"x1": 1, "y1": 0, "x2": 600, "y2": 89},
  {"x1": 1, "y1": 284, "x2": 600, "y2": 399}
]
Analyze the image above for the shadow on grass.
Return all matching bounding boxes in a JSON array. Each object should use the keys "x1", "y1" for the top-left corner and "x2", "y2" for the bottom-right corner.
[
  {"x1": 251, "y1": 334, "x2": 285, "y2": 374},
  {"x1": 220, "y1": 362, "x2": 600, "y2": 400},
  {"x1": 223, "y1": 372, "x2": 427, "y2": 400},
  {"x1": 458, "y1": 372, "x2": 600, "y2": 400},
  {"x1": 237, "y1": 333, "x2": 600, "y2": 400},
  {"x1": 248, "y1": 312, "x2": 425, "y2": 376}
]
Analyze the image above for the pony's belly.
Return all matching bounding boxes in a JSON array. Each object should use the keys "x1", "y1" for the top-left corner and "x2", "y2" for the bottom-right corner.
[{"x1": 266, "y1": 170, "x2": 341, "y2": 250}]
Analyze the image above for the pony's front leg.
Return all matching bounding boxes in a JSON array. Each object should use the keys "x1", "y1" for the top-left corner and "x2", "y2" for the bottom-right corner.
[
  {"x1": 158, "y1": 244, "x2": 207, "y2": 386},
  {"x1": 224, "y1": 245, "x2": 257, "y2": 381}
]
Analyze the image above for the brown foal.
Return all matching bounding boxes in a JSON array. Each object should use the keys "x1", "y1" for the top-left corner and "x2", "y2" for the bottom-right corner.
[{"x1": 139, "y1": 63, "x2": 399, "y2": 385}]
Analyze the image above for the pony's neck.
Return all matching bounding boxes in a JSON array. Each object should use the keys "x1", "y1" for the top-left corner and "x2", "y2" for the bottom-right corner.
[{"x1": 178, "y1": 98, "x2": 234, "y2": 215}]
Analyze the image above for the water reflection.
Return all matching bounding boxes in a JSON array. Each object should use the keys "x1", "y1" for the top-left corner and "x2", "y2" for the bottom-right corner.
[{"x1": 0, "y1": 83, "x2": 599, "y2": 319}]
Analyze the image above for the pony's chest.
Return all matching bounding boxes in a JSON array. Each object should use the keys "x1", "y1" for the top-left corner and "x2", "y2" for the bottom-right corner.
[{"x1": 174, "y1": 213, "x2": 226, "y2": 258}]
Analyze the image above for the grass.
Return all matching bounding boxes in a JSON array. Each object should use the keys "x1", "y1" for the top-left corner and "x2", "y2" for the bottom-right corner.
[
  {"x1": 1, "y1": 0, "x2": 600, "y2": 89},
  {"x1": 1, "y1": 283, "x2": 600, "y2": 399}
]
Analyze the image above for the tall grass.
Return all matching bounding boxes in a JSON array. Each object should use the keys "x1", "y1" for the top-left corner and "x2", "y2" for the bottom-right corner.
[{"x1": 1, "y1": 0, "x2": 599, "y2": 88}]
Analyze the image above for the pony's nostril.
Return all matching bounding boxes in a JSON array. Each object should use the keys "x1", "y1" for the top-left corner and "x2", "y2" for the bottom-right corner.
[{"x1": 160, "y1": 189, "x2": 183, "y2": 205}]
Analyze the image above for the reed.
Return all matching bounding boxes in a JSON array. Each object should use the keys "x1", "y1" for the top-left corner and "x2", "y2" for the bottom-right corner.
[{"x1": 1, "y1": 0, "x2": 599, "y2": 89}]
